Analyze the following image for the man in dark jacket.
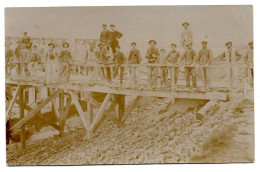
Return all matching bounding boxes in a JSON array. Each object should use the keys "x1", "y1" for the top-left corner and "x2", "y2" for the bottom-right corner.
[
  {"x1": 128, "y1": 42, "x2": 141, "y2": 87},
  {"x1": 100, "y1": 24, "x2": 110, "y2": 50},
  {"x1": 108, "y1": 24, "x2": 123, "y2": 53},
  {"x1": 113, "y1": 46, "x2": 126, "y2": 84},
  {"x1": 21, "y1": 32, "x2": 32, "y2": 49}
]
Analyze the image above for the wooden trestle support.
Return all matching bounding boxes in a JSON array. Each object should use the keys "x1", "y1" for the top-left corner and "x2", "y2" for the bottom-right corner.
[{"x1": 6, "y1": 85, "x2": 142, "y2": 151}]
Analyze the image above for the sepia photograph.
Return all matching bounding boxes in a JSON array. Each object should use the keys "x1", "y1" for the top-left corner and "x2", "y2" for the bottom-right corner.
[{"x1": 5, "y1": 5, "x2": 254, "y2": 165}]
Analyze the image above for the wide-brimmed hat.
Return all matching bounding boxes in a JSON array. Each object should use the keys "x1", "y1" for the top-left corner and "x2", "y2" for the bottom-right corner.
[
  {"x1": 182, "y1": 22, "x2": 189, "y2": 26},
  {"x1": 102, "y1": 24, "x2": 107, "y2": 26},
  {"x1": 48, "y1": 42, "x2": 55, "y2": 48},
  {"x1": 110, "y1": 24, "x2": 115, "y2": 27},
  {"x1": 225, "y1": 42, "x2": 232, "y2": 46},
  {"x1": 171, "y1": 43, "x2": 177, "y2": 47},
  {"x1": 149, "y1": 40, "x2": 157, "y2": 45},
  {"x1": 248, "y1": 41, "x2": 253, "y2": 45},
  {"x1": 131, "y1": 42, "x2": 136, "y2": 46},
  {"x1": 63, "y1": 42, "x2": 69, "y2": 48}
]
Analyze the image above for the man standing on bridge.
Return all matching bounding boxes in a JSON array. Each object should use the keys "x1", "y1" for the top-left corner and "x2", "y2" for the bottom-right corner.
[
  {"x1": 59, "y1": 42, "x2": 72, "y2": 83},
  {"x1": 113, "y1": 46, "x2": 126, "y2": 85},
  {"x1": 181, "y1": 22, "x2": 193, "y2": 50},
  {"x1": 198, "y1": 41, "x2": 213, "y2": 90},
  {"x1": 97, "y1": 43, "x2": 112, "y2": 83},
  {"x1": 128, "y1": 42, "x2": 141, "y2": 88},
  {"x1": 108, "y1": 24, "x2": 123, "y2": 54},
  {"x1": 166, "y1": 43, "x2": 180, "y2": 87},
  {"x1": 21, "y1": 32, "x2": 32, "y2": 50},
  {"x1": 181, "y1": 41, "x2": 197, "y2": 91},
  {"x1": 46, "y1": 42, "x2": 58, "y2": 84},
  {"x1": 244, "y1": 41, "x2": 253, "y2": 87},
  {"x1": 146, "y1": 40, "x2": 160, "y2": 89},
  {"x1": 100, "y1": 24, "x2": 110, "y2": 50}
]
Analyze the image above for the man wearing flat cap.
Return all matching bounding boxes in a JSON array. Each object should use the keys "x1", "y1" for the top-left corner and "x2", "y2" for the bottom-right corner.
[
  {"x1": 244, "y1": 41, "x2": 254, "y2": 87},
  {"x1": 181, "y1": 22, "x2": 193, "y2": 50},
  {"x1": 100, "y1": 24, "x2": 110, "y2": 50},
  {"x1": 166, "y1": 43, "x2": 181, "y2": 86},
  {"x1": 198, "y1": 41, "x2": 213, "y2": 90},
  {"x1": 146, "y1": 40, "x2": 160, "y2": 88},
  {"x1": 220, "y1": 41, "x2": 242, "y2": 88},
  {"x1": 128, "y1": 42, "x2": 141, "y2": 88},
  {"x1": 108, "y1": 24, "x2": 123, "y2": 53},
  {"x1": 21, "y1": 32, "x2": 32, "y2": 50}
]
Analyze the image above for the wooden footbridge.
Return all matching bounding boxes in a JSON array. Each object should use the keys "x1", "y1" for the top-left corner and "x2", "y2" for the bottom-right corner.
[{"x1": 6, "y1": 61, "x2": 251, "y2": 151}]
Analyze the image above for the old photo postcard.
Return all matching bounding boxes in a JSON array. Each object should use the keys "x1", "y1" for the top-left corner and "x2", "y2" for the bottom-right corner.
[{"x1": 5, "y1": 5, "x2": 254, "y2": 165}]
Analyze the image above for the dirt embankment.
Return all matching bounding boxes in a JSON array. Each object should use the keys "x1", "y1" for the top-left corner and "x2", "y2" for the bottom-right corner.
[{"x1": 6, "y1": 96, "x2": 254, "y2": 165}]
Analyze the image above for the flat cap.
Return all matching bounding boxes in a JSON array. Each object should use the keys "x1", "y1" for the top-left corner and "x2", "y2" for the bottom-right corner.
[
  {"x1": 171, "y1": 43, "x2": 177, "y2": 47},
  {"x1": 131, "y1": 42, "x2": 136, "y2": 46},
  {"x1": 48, "y1": 42, "x2": 55, "y2": 48},
  {"x1": 102, "y1": 24, "x2": 107, "y2": 26},
  {"x1": 225, "y1": 42, "x2": 232, "y2": 46}
]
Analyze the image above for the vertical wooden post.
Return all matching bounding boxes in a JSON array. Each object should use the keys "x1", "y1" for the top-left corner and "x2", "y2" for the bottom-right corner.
[
  {"x1": 117, "y1": 95, "x2": 125, "y2": 122},
  {"x1": 59, "y1": 91, "x2": 65, "y2": 136},
  {"x1": 171, "y1": 66, "x2": 176, "y2": 104},
  {"x1": 19, "y1": 86, "x2": 26, "y2": 152},
  {"x1": 86, "y1": 101, "x2": 93, "y2": 139}
]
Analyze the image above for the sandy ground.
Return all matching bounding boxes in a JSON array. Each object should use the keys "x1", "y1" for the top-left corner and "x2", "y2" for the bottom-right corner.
[{"x1": 6, "y1": 94, "x2": 254, "y2": 165}]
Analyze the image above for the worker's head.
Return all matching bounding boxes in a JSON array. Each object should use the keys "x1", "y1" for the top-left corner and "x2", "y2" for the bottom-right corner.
[
  {"x1": 102, "y1": 24, "x2": 107, "y2": 30},
  {"x1": 171, "y1": 43, "x2": 177, "y2": 50},
  {"x1": 32, "y1": 45, "x2": 37, "y2": 50},
  {"x1": 110, "y1": 24, "x2": 115, "y2": 31},
  {"x1": 182, "y1": 22, "x2": 189, "y2": 29},
  {"x1": 98, "y1": 43, "x2": 103, "y2": 49},
  {"x1": 63, "y1": 42, "x2": 69, "y2": 48},
  {"x1": 248, "y1": 41, "x2": 253, "y2": 50},
  {"x1": 201, "y1": 41, "x2": 208, "y2": 49},
  {"x1": 131, "y1": 42, "x2": 136, "y2": 49},
  {"x1": 149, "y1": 40, "x2": 156, "y2": 47},
  {"x1": 48, "y1": 43, "x2": 55, "y2": 49},
  {"x1": 160, "y1": 48, "x2": 166, "y2": 54},
  {"x1": 225, "y1": 42, "x2": 232, "y2": 49},
  {"x1": 23, "y1": 32, "x2": 27, "y2": 37},
  {"x1": 115, "y1": 46, "x2": 120, "y2": 52}
]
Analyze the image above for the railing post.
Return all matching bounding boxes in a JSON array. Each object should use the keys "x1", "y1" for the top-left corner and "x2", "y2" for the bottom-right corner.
[{"x1": 19, "y1": 86, "x2": 26, "y2": 152}]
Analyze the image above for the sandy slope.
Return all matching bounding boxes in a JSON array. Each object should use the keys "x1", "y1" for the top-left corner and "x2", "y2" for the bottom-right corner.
[{"x1": 6, "y1": 96, "x2": 254, "y2": 165}]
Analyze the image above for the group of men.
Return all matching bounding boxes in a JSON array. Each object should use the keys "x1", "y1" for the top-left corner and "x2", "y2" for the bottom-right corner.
[{"x1": 5, "y1": 22, "x2": 254, "y2": 90}]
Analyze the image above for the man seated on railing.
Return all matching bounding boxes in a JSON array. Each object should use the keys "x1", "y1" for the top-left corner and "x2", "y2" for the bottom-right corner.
[
  {"x1": 146, "y1": 40, "x2": 160, "y2": 89},
  {"x1": 220, "y1": 41, "x2": 242, "y2": 88},
  {"x1": 28, "y1": 45, "x2": 40, "y2": 80},
  {"x1": 96, "y1": 43, "x2": 112, "y2": 83},
  {"x1": 20, "y1": 43, "x2": 30, "y2": 78},
  {"x1": 198, "y1": 41, "x2": 213, "y2": 90},
  {"x1": 128, "y1": 42, "x2": 141, "y2": 88},
  {"x1": 244, "y1": 41, "x2": 253, "y2": 87},
  {"x1": 113, "y1": 46, "x2": 126, "y2": 85},
  {"x1": 5, "y1": 43, "x2": 14, "y2": 76},
  {"x1": 166, "y1": 43, "x2": 180, "y2": 88},
  {"x1": 180, "y1": 41, "x2": 197, "y2": 91},
  {"x1": 159, "y1": 48, "x2": 168, "y2": 86},
  {"x1": 59, "y1": 42, "x2": 72, "y2": 83}
]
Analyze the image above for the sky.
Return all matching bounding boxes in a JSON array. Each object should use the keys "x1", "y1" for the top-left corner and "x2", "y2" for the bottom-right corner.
[{"x1": 5, "y1": 6, "x2": 253, "y2": 52}]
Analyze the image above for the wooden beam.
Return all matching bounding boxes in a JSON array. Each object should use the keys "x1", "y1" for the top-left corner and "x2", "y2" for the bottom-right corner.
[
  {"x1": 6, "y1": 85, "x2": 21, "y2": 122},
  {"x1": 117, "y1": 95, "x2": 125, "y2": 121},
  {"x1": 196, "y1": 100, "x2": 218, "y2": 120},
  {"x1": 60, "y1": 95, "x2": 72, "y2": 135},
  {"x1": 122, "y1": 96, "x2": 142, "y2": 122},
  {"x1": 19, "y1": 87, "x2": 26, "y2": 151},
  {"x1": 6, "y1": 92, "x2": 32, "y2": 112},
  {"x1": 37, "y1": 115, "x2": 60, "y2": 130},
  {"x1": 11, "y1": 89, "x2": 63, "y2": 132},
  {"x1": 85, "y1": 92, "x2": 101, "y2": 108},
  {"x1": 90, "y1": 93, "x2": 112, "y2": 132},
  {"x1": 69, "y1": 90, "x2": 90, "y2": 133}
]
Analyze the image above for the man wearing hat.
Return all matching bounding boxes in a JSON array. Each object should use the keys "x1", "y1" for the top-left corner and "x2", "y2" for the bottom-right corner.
[
  {"x1": 166, "y1": 43, "x2": 181, "y2": 87},
  {"x1": 146, "y1": 40, "x2": 160, "y2": 88},
  {"x1": 180, "y1": 41, "x2": 197, "y2": 90},
  {"x1": 5, "y1": 43, "x2": 14, "y2": 76},
  {"x1": 245, "y1": 41, "x2": 254, "y2": 86},
  {"x1": 59, "y1": 42, "x2": 72, "y2": 83},
  {"x1": 100, "y1": 24, "x2": 110, "y2": 49},
  {"x1": 159, "y1": 48, "x2": 168, "y2": 86},
  {"x1": 220, "y1": 41, "x2": 241, "y2": 88},
  {"x1": 108, "y1": 24, "x2": 123, "y2": 53},
  {"x1": 113, "y1": 46, "x2": 126, "y2": 85},
  {"x1": 96, "y1": 43, "x2": 112, "y2": 82},
  {"x1": 181, "y1": 22, "x2": 193, "y2": 49},
  {"x1": 29, "y1": 45, "x2": 40, "y2": 80},
  {"x1": 21, "y1": 32, "x2": 32, "y2": 50},
  {"x1": 198, "y1": 41, "x2": 213, "y2": 90},
  {"x1": 14, "y1": 41, "x2": 22, "y2": 76},
  {"x1": 128, "y1": 42, "x2": 141, "y2": 87},
  {"x1": 46, "y1": 42, "x2": 58, "y2": 84},
  {"x1": 20, "y1": 43, "x2": 30, "y2": 78}
]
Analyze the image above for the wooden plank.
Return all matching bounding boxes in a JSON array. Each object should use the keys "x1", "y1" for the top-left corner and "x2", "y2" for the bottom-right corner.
[
  {"x1": 69, "y1": 90, "x2": 89, "y2": 132},
  {"x1": 11, "y1": 89, "x2": 63, "y2": 132},
  {"x1": 86, "y1": 101, "x2": 93, "y2": 127},
  {"x1": 6, "y1": 85, "x2": 21, "y2": 122},
  {"x1": 19, "y1": 87, "x2": 26, "y2": 151},
  {"x1": 6, "y1": 92, "x2": 32, "y2": 112},
  {"x1": 117, "y1": 95, "x2": 125, "y2": 121},
  {"x1": 85, "y1": 92, "x2": 101, "y2": 108},
  {"x1": 196, "y1": 100, "x2": 218, "y2": 120},
  {"x1": 122, "y1": 96, "x2": 142, "y2": 122},
  {"x1": 90, "y1": 93, "x2": 112, "y2": 132}
]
